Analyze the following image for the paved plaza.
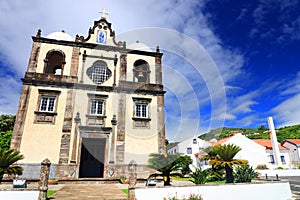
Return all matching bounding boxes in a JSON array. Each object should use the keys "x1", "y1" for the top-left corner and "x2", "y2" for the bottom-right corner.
[{"x1": 49, "y1": 184, "x2": 128, "y2": 200}]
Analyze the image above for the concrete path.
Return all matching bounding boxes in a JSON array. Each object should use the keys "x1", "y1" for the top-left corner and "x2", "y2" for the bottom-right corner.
[{"x1": 49, "y1": 184, "x2": 128, "y2": 200}]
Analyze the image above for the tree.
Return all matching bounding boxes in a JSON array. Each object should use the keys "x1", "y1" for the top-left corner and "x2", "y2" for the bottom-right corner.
[
  {"x1": 200, "y1": 146, "x2": 225, "y2": 181},
  {"x1": 0, "y1": 115, "x2": 15, "y2": 150},
  {"x1": 0, "y1": 148, "x2": 24, "y2": 183},
  {"x1": 205, "y1": 144, "x2": 248, "y2": 183},
  {"x1": 258, "y1": 125, "x2": 267, "y2": 133},
  {"x1": 147, "y1": 153, "x2": 192, "y2": 186},
  {"x1": 165, "y1": 139, "x2": 169, "y2": 146}
]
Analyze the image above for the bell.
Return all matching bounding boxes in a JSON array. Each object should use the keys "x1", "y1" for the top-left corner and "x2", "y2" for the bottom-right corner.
[{"x1": 138, "y1": 71, "x2": 144, "y2": 77}]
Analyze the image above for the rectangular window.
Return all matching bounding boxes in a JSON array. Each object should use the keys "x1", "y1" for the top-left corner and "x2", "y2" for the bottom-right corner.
[
  {"x1": 90, "y1": 100, "x2": 104, "y2": 115},
  {"x1": 135, "y1": 103, "x2": 148, "y2": 118},
  {"x1": 193, "y1": 138, "x2": 197, "y2": 144},
  {"x1": 86, "y1": 93, "x2": 108, "y2": 126},
  {"x1": 35, "y1": 89, "x2": 61, "y2": 124},
  {"x1": 187, "y1": 147, "x2": 192, "y2": 154},
  {"x1": 40, "y1": 96, "x2": 56, "y2": 112},
  {"x1": 281, "y1": 156, "x2": 286, "y2": 165},
  {"x1": 269, "y1": 155, "x2": 275, "y2": 164}
]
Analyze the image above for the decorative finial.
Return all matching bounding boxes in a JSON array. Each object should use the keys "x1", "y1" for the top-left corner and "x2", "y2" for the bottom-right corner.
[
  {"x1": 156, "y1": 46, "x2": 160, "y2": 53},
  {"x1": 99, "y1": 8, "x2": 109, "y2": 19},
  {"x1": 36, "y1": 29, "x2": 41, "y2": 38}
]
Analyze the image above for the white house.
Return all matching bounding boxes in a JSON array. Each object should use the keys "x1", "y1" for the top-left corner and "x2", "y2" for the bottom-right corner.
[
  {"x1": 207, "y1": 133, "x2": 270, "y2": 168},
  {"x1": 281, "y1": 139, "x2": 300, "y2": 168},
  {"x1": 167, "y1": 137, "x2": 211, "y2": 167},
  {"x1": 252, "y1": 139, "x2": 290, "y2": 169}
]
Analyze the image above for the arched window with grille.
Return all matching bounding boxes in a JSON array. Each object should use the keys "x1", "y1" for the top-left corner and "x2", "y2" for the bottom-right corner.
[
  {"x1": 44, "y1": 50, "x2": 66, "y2": 75},
  {"x1": 87, "y1": 61, "x2": 111, "y2": 84}
]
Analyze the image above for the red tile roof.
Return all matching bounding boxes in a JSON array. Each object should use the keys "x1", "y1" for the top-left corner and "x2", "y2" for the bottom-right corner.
[
  {"x1": 213, "y1": 135, "x2": 234, "y2": 146},
  {"x1": 252, "y1": 139, "x2": 288, "y2": 150},
  {"x1": 283, "y1": 139, "x2": 300, "y2": 145}
]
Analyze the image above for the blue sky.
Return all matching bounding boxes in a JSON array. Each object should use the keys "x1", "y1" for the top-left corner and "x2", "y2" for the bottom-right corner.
[{"x1": 0, "y1": 0, "x2": 299, "y2": 142}]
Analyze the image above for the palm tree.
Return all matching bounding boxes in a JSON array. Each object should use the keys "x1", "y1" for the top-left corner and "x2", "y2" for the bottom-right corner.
[
  {"x1": 147, "y1": 153, "x2": 192, "y2": 186},
  {"x1": 0, "y1": 148, "x2": 24, "y2": 183},
  {"x1": 209, "y1": 144, "x2": 248, "y2": 183}
]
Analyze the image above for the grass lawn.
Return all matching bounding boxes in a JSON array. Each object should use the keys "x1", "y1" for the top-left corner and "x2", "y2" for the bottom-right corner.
[
  {"x1": 171, "y1": 176, "x2": 193, "y2": 182},
  {"x1": 122, "y1": 188, "x2": 128, "y2": 194},
  {"x1": 171, "y1": 176, "x2": 226, "y2": 185},
  {"x1": 206, "y1": 180, "x2": 226, "y2": 184},
  {"x1": 47, "y1": 190, "x2": 57, "y2": 198}
]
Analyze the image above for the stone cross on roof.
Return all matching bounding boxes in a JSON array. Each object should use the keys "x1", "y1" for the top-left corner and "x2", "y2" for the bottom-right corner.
[{"x1": 99, "y1": 8, "x2": 109, "y2": 19}]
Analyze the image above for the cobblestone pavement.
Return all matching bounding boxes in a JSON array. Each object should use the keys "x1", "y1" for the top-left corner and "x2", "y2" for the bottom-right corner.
[{"x1": 49, "y1": 184, "x2": 128, "y2": 200}]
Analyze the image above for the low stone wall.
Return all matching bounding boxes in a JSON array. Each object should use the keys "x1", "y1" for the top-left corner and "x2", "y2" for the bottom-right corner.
[
  {"x1": 18, "y1": 163, "x2": 57, "y2": 179},
  {"x1": 0, "y1": 190, "x2": 39, "y2": 200},
  {"x1": 134, "y1": 181, "x2": 292, "y2": 200}
]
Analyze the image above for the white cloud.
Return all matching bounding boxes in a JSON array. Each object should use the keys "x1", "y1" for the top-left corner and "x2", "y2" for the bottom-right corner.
[
  {"x1": 271, "y1": 94, "x2": 300, "y2": 127},
  {"x1": 0, "y1": 0, "x2": 247, "y2": 140},
  {"x1": 0, "y1": 75, "x2": 21, "y2": 114},
  {"x1": 271, "y1": 71, "x2": 300, "y2": 127}
]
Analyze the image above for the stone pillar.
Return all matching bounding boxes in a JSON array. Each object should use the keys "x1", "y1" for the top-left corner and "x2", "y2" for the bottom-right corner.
[
  {"x1": 27, "y1": 29, "x2": 41, "y2": 73},
  {"x1": 128, "y1": 160, "x2": 137, "y2": 200},
  {"x1": 10, "y1": 85, "x2": 31, "y2": 150},
  {"x1": 109, "y1": 115, "x2": 117, "y2": 164},
  {"x1": 155, "y1": 46, "x2": 162, "y2": 85},
  {"x1": 70, "y1": 46, "x2": 80, "y2": 76},
  {"x1": 157, "y1": 95, "x2": 166, "y2": 154},
  {"x1": 113, "y1": 54, "x2": 118, "y2": 87},
  {"x1": 120, "y1": 54, "x2": 127, "y2": 81},
  {"x1": 38, "y1": 158, "x2": 51, "y2": 200},
  {"x1": 71, "y1": 112, "x2": 81, "y2": 162},
  {"x1": 80, "y1": 50, "x2": 87, "y2": 83},
  {"x1": 116, "y1": 93, "x2": 126, "y2": 164}
]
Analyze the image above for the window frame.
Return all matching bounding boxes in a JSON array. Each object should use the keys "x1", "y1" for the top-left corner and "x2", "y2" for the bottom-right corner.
[
  {"x1": 135, "y1": 103, "x2": 149, "y2": 118},
  {"x1": 90, "y1": 99, "x2": 104, "y2": 116},
  {"x1": 34, "y1": 89, "x2": 61, "y2": 124},
  {"x1": 87, "y1": 61, "x2": 111, "y2": 84},
  {"x1": 86, "y1": 93, "x2": 108, "y2": 126},
  {"x1": 187, "y1": 147, "x2": 192, "y2": 154},
  {"x1": 39, "y1": 96, "x2": 56, "y2": 112},
  {"x1": 132, "y1": 97, "x2": 152, "y2": 120}
]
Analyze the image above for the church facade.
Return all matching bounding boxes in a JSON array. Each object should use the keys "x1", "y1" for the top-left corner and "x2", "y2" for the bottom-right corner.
[{"x1": 11, "y1": 14, "x2": 166, "y2": 179}]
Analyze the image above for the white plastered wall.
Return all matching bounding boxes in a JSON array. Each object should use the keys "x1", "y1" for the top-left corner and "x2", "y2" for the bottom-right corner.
[
  {"x1": 36, "y1": 43, "x2": 74, "y2": 75},
  {"x1": 124, "y1": 94, "x2": 159, "y2": 164},
  {"x1": 20, "y1": 86, "x2": 67, "y2": 164}
]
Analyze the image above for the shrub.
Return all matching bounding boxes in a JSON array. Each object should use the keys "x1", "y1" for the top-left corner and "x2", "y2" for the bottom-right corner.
[
  {"x1": 234, "y1": 165, "x2": 258, "y2": 183},
  {"x1": 0, "y1": 148, "x2": 24, "y2": 183},
  {"x1": 276, "y1": 166, "x2": 283, "y2": 170},
  {"x1": 256, "y1": 164, "x2": 268, "y2": 169},
  {"x1": 190, "y1": 167, "x2": 209, "y2": 185},
  {"x1": 205, "y1": 167, "x2": 224, "y2": 182}
]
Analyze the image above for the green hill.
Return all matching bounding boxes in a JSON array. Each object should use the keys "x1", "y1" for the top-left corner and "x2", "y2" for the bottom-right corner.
[{"x1": 199, "y1": 124, "x2": 300, "y2": 143}]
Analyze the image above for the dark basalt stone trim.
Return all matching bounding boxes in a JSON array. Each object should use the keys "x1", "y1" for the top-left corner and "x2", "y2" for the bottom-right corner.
[
  {"x1": 78, "y1": 126, "x2": 112, "y2": 133},
  {"x1": 85, "y1": 115, "x2": 107, "y2": 119},
  {"x1": 22, "y1": 75, "x2": 166, "y2": 95},
  {"x1": 38, "y1": 89, "x2": 61, "y2": 94},
  {"x1": 132, "y1": 97, "x2": 152, "y2": 102},
  {"x1": 132, "y1": 117, "x2": 151, "y2": 122},
  {"x1": 83, "y1": 18, "x2": 117, "y2": 45},
  {"x1": 34, "y1": 111, "x2": 57, "y2": 116},
  {"x1": 32, "y1": 37, "x2": 163, "y2": 57},
  {"x1": 87, "y1": 93, "x2": 109, "y2": 98}
]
